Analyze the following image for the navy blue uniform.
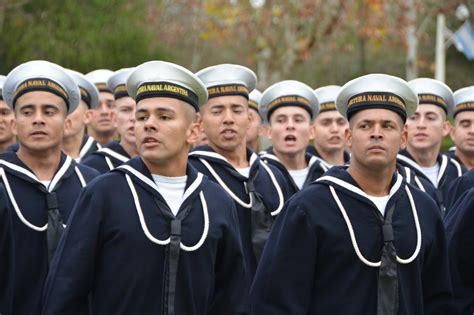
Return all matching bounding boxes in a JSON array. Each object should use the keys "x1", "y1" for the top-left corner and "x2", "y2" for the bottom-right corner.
[
  {"x1": 43, "y1": 157, "x2": 247, "y2": 314},
  {"x1": 81, "y1": 140, "x2": 130, "y2": 173},
  {"x1": 397, "y1": 150, "x2": 465, "y2": 214},
  {"x1": 75, "y1": 134, "x2": 102, "y2": 163},
  {"x1": 445, "y1": 169, "x2": 474, "y2": 211},
  {"x1": 0, "y1": 151, "x2": 99, "y2": 314},
  {"x1": 260, "y1": 147, "x2": 328, "y2": 196},
  {"x1": 445, "y1": 188, "x2": 474, "y2": 314},
  {"x1": 0, "y1": 184, "x2": 13, "y2": 315},
  {"x1": 189, "y1": 146, "x2": 290, "y2": 287},
  {"x1": 306, "y1": 145, "x2": 351, "y2": 165},
  {"x1": 250, "y1": 167, "x2": 453, "y2": 314}
]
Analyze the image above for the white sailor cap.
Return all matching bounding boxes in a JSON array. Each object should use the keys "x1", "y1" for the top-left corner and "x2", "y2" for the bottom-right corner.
[
  {"x1": 196, "y1": 64, "x2": 256, "y2": 100},
  {"x1": 260, "y1": 80, "x2": 319, "y2": 123},
  {"x1": 107, "y1": 68, "x2": 134, "y2": 100},
  {"x1": 453, "y1": 86, "x2": 474, "y2": 118},
  {"x1": 337, "y1": 73, "x2": 418, "y2": 122},
  {"x1": 85, "y1": 69, "x2": 114, "y2": 93},
  {"x1": 248, "y1": 89, "x2": 262, "y2": 113},
  {"x1": 0, "y1": 75, "x2": 6, "y2": 100},
  {"x1": 67, "y1": 69, "x2": 99, "y2": 109},
  {"x1": 2, "y1": 60, "x2": 81, "y2": 114},
  {"x1": 314, "y1": 85, "x2": 341, "y2": 112},
  {"x1": 127, "y1": 60, "x2": 208, "y2": 111},
  {"x1": 408, "y1": 78, "x2": 454, "y2": 116}
]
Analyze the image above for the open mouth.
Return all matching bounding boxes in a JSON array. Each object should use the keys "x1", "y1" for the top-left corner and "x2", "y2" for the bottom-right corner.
[{"x1": 284, "y1": 135, "x2": 297, "y2": 143}]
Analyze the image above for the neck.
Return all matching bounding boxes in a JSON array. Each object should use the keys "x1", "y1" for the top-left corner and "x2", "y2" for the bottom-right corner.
[
  {"x1": 406, "y1": 146, "x2": 439, "y2": 167},
  {"x1": 17, "y1": 146, "x2": 62, "y2": 181},
  {"x1": 87, "y1": 128, "x2": 114, "y2": 145},
  {"x1": 456, "y1": 149, "x2": 474, "y2": 170},
  {"x1": 314, "y1": 144, "x2": 345, "y2": 166},
  {"x1": 143, "y1": 152, "x2": 188, "y2": 177},
  {"x1": 348, "y1": 163, "x2": 395, "y2": 196},
  {"x1": 247, "y1": 139, "x2": 260, "y2": 153},
  {"x1": 0, "y1": 138, "x2": 16, "y2": 154},
  {"x1": 210, "y1": 143, "x2": 249, "y2": 168},
  {"x1": 120, "y1": 139, "x2": 139, "y2": 158},
  {"x1": 62, "y1": 130, "x2": 85, "y2": 159},
  {"x1": 274, "y1": 150, "x2": 307, "y2": 170}
]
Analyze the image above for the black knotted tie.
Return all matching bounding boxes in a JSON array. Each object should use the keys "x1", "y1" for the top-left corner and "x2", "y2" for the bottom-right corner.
[
  {"x1": 377, "y1": 204, "x2": 399, "y2": 315},
  {"x1": 154, "y1": 198, "x2": 192, "y2": 315},
  {"x1": 246, "y1": 177, "x2": 273, "y2": 263},
  {"x1": 46, "y1": 192, "x2": 64, "y2": 262}
]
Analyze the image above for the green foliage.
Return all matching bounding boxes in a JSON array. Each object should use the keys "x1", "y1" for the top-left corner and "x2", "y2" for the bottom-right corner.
[{"x1": 0, "y1": 0, "x2": 170, "y2": 74}]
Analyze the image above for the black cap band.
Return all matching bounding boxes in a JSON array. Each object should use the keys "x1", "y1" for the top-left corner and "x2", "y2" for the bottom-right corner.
[
  {"x1": 114, "y1": 84, "x2": 130, "y2": 100},
  {"x1": 248, "y1": 99, "x2": 259, "y2": 112},
  {"x1": 95, "y1": 83, "x2": 113, "y2": 93},
  {"x1": 136, "y1": 82, "x2": 199, "y2": 111},
  {"x1": 454, "y1": 102, "x2": 474, "y2": 118},
  {"x1": 79, "y1": 87, "x2": 92, "y2": 108},
  {"x1": 207, "y1": 84, "x2": 249, "y2": 99},
  {"x1": 14, "y1": 78, "x2": 69, "y2": 110},
  {"x1": 319, "y1": 101, "x2": 336, "y2": 112},
  {"x1": 418, "y1": 93, "x2": 448, "y2": 114},
  {"x1": 267, "y1": 95, "x2": 313, "y2": 121},
  {"x1": 347, "y1": 92, "x2": 407, "y2": 122}
]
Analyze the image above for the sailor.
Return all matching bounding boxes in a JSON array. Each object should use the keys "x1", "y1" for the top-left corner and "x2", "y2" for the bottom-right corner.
[
  {"x1": 447, "y1": 86, "x2": 474, "y2": 170},
  {"x1": 250, "y1": 73, "x2": 453, "y2": 314},
  {"x1": 82, "y1": 68, "x2": 138, "y2": 173},
  {"x1": 189, "y1": 64, "x2": 290, "y2": 290},
  {"x1": 444, "y1": 187, "x2": 474, "y2": 314},
  {"x1": 0, "y1": 76, "x2": 16, "y2": 153},
  {"x1": 258, "y1": 80, "x2": 327, "y2": 196},
  {"x1": 246, "y1": 89, "x2": 264, "y2": 152},
  {"x1": 62, "y1": 70, "x2": 100, "y2": 162},
  {"x1": 43, "y1": 61, "x2": 247, "y2": 314},
  {"x1": 85, "y1": 69, "x2": 117, "y2": 145},
  {"x1": 398, "y1": 78, "x2": 465, "y2": 214},
  {"x1": 309, "y1": 85, "x2": 350, "y2": 166},
  {"x1": 0, "y1": 60, "x2": 100, "y2": 314}
]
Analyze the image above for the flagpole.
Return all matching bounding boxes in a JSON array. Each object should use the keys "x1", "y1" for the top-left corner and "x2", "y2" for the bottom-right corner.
[{"x1": 435, "y1": 13, "x2": 446, "y2": 82}]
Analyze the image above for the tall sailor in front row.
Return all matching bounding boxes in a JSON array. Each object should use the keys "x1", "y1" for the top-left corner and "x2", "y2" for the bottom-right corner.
[
  {"x1": 43, "y1": 61, "x2": 247, "y2": 314},
  {"x1": 259, "y1": 80, "x2": 328, "y2": 196},
  {"x1": 398, "y1": 78, "x2": 465, "y2": 213},
  {"x1": 82, "y1": 68, "x2": 138, "y2": 173},
  {"x1": 250, "y1": 74, "x2": 453, "y2": 314},
  {"x1": 189, "y1": 64, "x2": 290, "y2": 288},
  {"x1": 0, "y1": 60, "x2": 100, "y2": 315}
]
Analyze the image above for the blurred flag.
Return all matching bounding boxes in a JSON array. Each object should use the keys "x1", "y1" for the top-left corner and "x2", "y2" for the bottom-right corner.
[{"x1": 454, "y1": 21, "x2": 474, "y2": 60}]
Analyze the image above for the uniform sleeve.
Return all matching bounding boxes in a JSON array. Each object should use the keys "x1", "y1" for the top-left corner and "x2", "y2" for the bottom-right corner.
[
  {"x1": 42, "y1": 185, "x2": 104, "y2": 315},
  {"x1": 421, "y1": 196, "x2": 455, "y2": 314},
  {"x1": 0, "y1": 185, "x2": 13, "y2": 315},
  {"x1": 249, "y1": 197, "x2": 317, "y2": 314},
  {"x1": 445, "y1": 171, "x2": 474, "y2": 212},
  {"x1": 445, "y1": 189, "x2": 474, "y2": 314},
  {"x1": 208, "y1": 200, "x2": 248, "y2": 315}
]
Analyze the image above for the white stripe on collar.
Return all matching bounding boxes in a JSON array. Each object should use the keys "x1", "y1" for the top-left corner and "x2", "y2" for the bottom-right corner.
[
  {"x1": 117, "y1": 164, "x2": 203, "y2": 203},
  {"x1": 79, "y1": 136, "x2": 96, "y2": 160},
  {"x1": 99, "y1": 147, "x2": 130, "y2": 163},
  {"x1": 449, "y1": 156, "x2": 463, "y2": 177},
  {"x1": 0, "y1": 156, "x2": 73, "y2": 192},
  {"x1": 436, "y1": 154, "x2": 448, "y2": 186},
  {"x1": 317, "y1": 173, "x2": 403, "y2": 201},
  {"x1": 190, "y1": 150, "x2": 259, "y2": 169},
  {"x1": 309, "y1": 155, "x2": 329, "y2": 172},
  {"x1": 397, "y1": 154, "x2": 426, "y2": 176}
]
